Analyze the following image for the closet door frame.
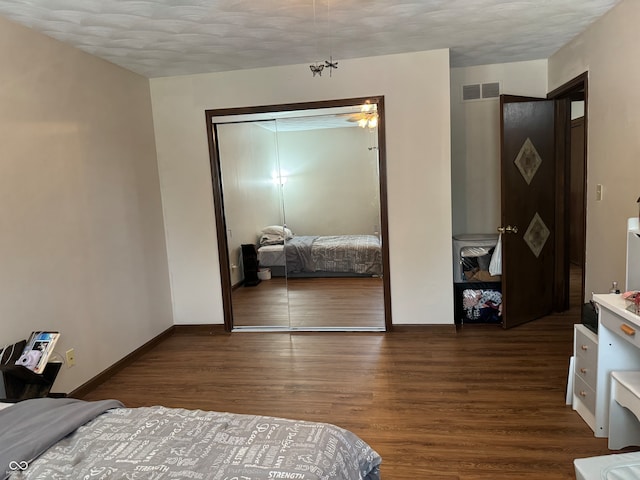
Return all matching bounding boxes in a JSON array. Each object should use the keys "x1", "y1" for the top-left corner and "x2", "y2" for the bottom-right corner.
[{"x1": 205, "y1": 96, "x2": 392, "y2": 332}]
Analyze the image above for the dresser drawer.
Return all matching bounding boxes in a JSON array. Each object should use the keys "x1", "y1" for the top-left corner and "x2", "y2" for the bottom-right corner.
[
  {"x1": 574, "y1": 374, "x2": 596, "y2": 417},
  {"x1": 575, "y1": 325, "x2": 598, "y2": 366},
  {"x1": 575, "y1": 354, "x2": 597, "y2": 388},
  {"x1": 601, "y1": 308, "x2": 640, "y2": 349}
]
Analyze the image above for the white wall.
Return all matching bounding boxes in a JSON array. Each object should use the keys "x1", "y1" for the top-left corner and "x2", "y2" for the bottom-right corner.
[
  {"x1": 548, "y1": 0, "x2": 639, "y2": 296},
  {"x1": 218, "y1": 123, "x2": 281, "y2": 285},
  {"x1": 0, "y1": 17, "x2": 173, "y2": 393},
  {"x1": 450, "y1": 60, "x2": 548, "y2": 235},
  {"x1": 278, "y1": 127, "x2": 380, "y2": 235},
  {"x1": 572, "y1": 101, "x2": 585, "y2": 120},
  {"x1": 150, "y1": 49, "x2": 454, "y2": 325}
]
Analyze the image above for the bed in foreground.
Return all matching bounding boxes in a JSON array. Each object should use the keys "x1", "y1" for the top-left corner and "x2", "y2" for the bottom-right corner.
[{"x1": 1, "y1": 398, "x2": 381, "y2": 479}]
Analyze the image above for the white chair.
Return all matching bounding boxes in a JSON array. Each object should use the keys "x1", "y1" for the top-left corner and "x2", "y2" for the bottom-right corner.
[{"x1": 608, "y1": 371, "x2": 640, "y2": 450}]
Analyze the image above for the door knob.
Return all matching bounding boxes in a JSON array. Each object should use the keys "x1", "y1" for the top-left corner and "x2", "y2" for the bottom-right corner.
[{"x1": 497, "y1": 225, "x2": 519, "y2": 234}]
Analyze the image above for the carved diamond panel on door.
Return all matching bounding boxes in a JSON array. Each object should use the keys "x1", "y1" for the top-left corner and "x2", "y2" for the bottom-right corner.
[
  {"x1": 523, "y1": 213, "x2": 550, "y2": 258},
  {"x1": 514, "y1": 137, "x2": 542, "y2": 185}
]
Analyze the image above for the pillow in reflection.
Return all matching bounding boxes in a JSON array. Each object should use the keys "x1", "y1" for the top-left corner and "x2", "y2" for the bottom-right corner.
[{"x1": 261, "y1": 225, "x2": 293, "y2": 238}]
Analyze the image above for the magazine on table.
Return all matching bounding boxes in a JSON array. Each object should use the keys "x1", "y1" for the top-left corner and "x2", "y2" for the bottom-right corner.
[{"x1": 15, "y1": 331, "x2": 60, "y2": 374}]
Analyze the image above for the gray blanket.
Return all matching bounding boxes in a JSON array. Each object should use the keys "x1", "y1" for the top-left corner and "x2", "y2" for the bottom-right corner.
[
  {"x1": 285, "y1": 235, "x2": 319, "y2": 273},
  {"x1": 3, "y1": 399, "x2": 382, "y2": 480},
  {"x1": 0, "y1": 397, "x2": 123, "y2": 480},
  {"x1": 311, "y1": 235, "x2": 382, "y2": 275},
  {"x1": 285, "y1": 235, "x2": 382, "y2": 275}
]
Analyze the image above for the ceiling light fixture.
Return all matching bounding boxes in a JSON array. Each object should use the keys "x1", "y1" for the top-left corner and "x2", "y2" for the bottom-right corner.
[
  {"x1": 309, "y1": 0, "x2": 338, "y2": 77},
  {"x1": 359, "y1": 114, "x2": 378, "y2": 129},
  {"x1": 347, "y1": 101, "x2": 379, "y2": 129}
]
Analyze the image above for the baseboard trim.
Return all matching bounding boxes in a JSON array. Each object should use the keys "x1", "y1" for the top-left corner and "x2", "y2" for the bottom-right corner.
[
  {"x1": 69, "y1": 326, "x2": 176, "y2": 399},
  {"x1": 392, "y1": 324, "x2": 457, "y2": 333},
  {"x1": 172, "y1": 324, "x2": 228, "y2": 335}
]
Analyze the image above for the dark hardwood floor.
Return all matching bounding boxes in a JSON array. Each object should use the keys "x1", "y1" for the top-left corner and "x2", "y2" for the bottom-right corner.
[
  {"x1": 232, "y1": 276, "x2": 385, "y2": 329},
  {"x1": 81, "y1": 303, "x2": 632, "y2": 479}
]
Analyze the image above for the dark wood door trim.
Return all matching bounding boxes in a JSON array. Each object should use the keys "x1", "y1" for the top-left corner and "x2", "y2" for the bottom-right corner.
[
  {"x1": 548, "y1": 72, "x2": 588, "y2": 311},
  {"x1": 548, "y1": 72, "x2": 588, "y2": 99},
  {"x1": 205, "y1": 97, "x2": 392, "y2": 332},
  {"x1": 552, "y1": 97, "x2": 570, "y2": 311},
  {"x1": 569, "y1": 117, "x2": 586, "y2": 267},
  {"x1": 205, "y1": 120, "x2": 233, "y2": 331}
]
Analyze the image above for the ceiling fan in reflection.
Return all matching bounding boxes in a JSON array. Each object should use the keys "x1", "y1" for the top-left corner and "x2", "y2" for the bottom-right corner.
[{"x1": 345, "y1": 102, "x2": 379, "y2": 129}]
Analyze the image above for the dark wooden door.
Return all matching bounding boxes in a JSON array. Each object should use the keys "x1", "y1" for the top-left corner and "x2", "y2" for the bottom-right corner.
[
  {"x1": 569, "y1": 117, "x2": 586, "y2": 266},
  {"x1": 500, "y1": 95, "x2": 555, "y2": 328}
]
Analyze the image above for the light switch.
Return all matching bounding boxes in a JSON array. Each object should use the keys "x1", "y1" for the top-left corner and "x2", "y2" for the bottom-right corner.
[{"x1": 596, "y1": 184, "x2": 603, "y2": 201}]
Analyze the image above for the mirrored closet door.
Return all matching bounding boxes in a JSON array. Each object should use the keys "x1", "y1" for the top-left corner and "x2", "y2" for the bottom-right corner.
[
  {"x1": 207, "y1": 98, "x2": 391, "y2": 331},
  {"x1": 216, "y1": 120, "x2": 290, "y2": 328}
]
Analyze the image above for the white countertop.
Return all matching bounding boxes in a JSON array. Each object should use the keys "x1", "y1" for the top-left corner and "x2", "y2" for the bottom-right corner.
[{"x1": 594, "y1": 293, "x2": 640, "y2": 325}]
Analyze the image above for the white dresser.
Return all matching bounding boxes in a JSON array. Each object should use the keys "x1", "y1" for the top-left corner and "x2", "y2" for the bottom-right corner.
[
  {"x1": 573, "y1": 323, "x2": 598, "y2": 432},
  {"x1": 573, "y1": 294, "x2": 640, "y2": 437}
]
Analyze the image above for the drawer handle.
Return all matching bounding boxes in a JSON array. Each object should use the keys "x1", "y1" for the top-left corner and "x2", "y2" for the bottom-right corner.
[
  {"x1": 581, "y1": 345, "x2": 589, "y2": 351},
  {"x1": 621, "y1": 324, "x2": 636, "y2": 336},
  {"x1": 580, "y1": 368, "x2": 588, "y2": 374},
  {"x1": 579, "y1": 391, "x2": 587, "y2": 397}
]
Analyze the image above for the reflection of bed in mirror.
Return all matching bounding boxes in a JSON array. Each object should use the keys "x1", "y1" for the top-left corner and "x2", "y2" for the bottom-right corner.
[{"x1": 258, "y1": 234, "x2": 382, "y2": 277}]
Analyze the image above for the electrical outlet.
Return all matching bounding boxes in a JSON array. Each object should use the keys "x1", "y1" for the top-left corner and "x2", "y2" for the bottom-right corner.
[{"x1": 65, "y1": 348, "x2": 76, "y2": 368}]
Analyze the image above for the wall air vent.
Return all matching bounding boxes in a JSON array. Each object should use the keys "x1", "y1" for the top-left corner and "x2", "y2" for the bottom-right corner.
[
  {"x1": 482, "y1": 82, "x2": 500, "y2": 98},
  {"x1": 462, "y1": 81, "x2": 501, "y2": 102},
  {"x1": 462, "y1": 84, "x2": 481, "y2": 101}
]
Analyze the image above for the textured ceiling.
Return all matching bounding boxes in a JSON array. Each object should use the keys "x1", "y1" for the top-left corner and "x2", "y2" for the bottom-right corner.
[{"x1": 0, "y1": 0, "x2": 621, "y2": 78}]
